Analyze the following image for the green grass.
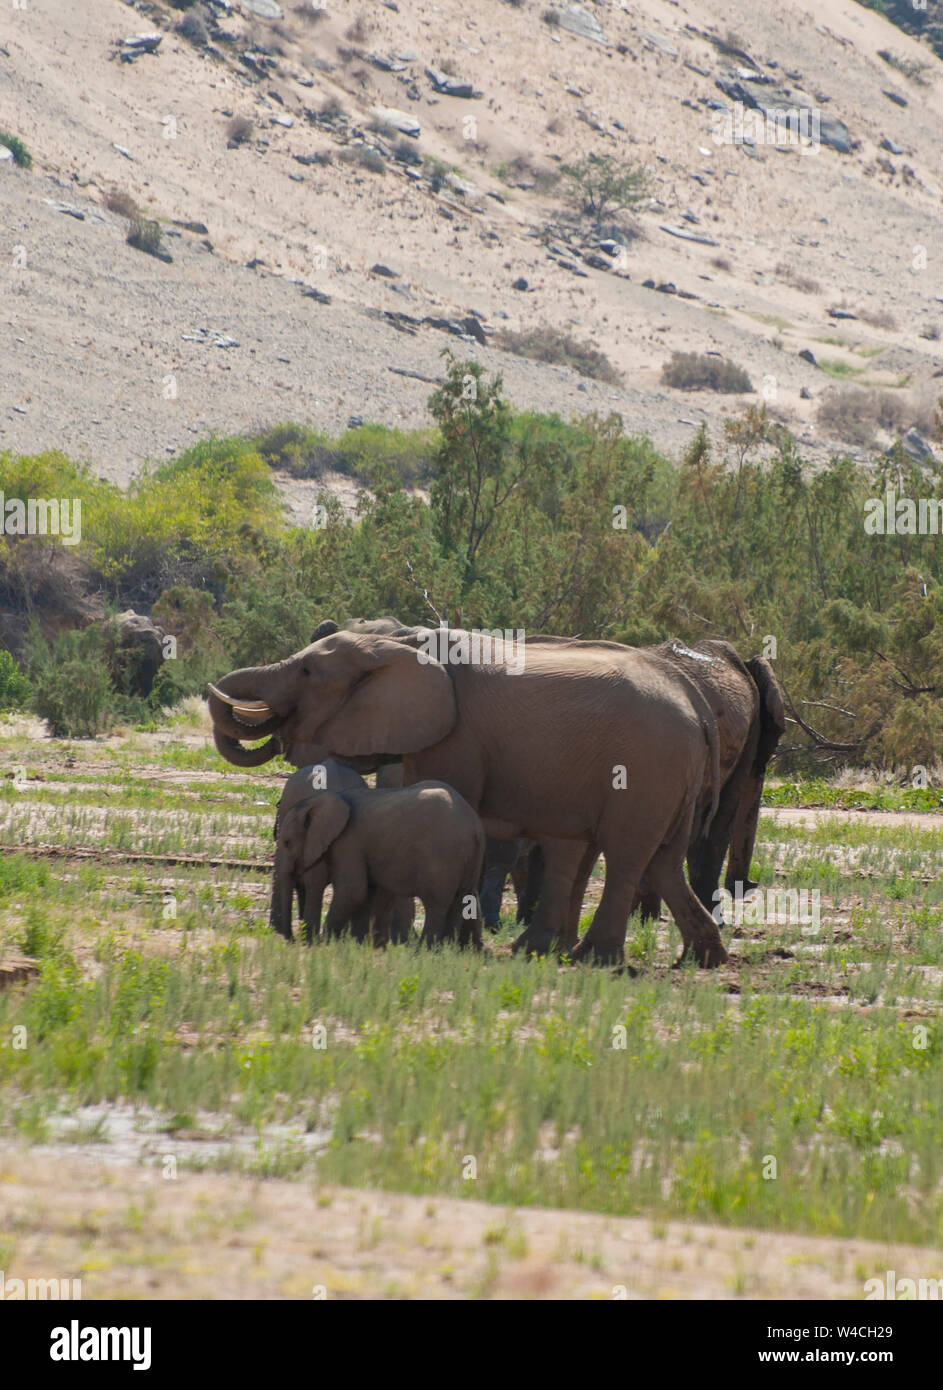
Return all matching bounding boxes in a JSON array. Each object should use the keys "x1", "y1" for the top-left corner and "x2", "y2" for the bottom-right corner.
[
  {"x1": 818, "y1": 359, "x2": 866, "y2": 380},
  {"x1": 763, "y1": 779, "x2": 943, "y2": 814},
  {"x1": 1, "y1": 737, "x2": 942, "y2": 1247}
]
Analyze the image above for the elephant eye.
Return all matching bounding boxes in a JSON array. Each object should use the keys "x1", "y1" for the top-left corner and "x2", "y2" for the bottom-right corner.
[{"x1": 301, "y1": 665, "x2": 310, "y2": 676}]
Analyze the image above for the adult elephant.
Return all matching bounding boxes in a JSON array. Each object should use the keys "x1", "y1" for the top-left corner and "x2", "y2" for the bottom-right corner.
[
  {"x1": 512, "y1": 639, "x2": 785, "y2": 955},
  {"x1": 207, "y1": 627, "x2": 727, "y2": 966}
]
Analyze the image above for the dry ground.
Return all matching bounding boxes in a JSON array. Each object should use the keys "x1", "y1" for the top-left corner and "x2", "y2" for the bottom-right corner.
[
  {"x1": 4, "y1": 1146, "x2": 942, "y2": 1299},
  {"x1": 2, "y1": 0, "x2": 943, "y2": 494}
]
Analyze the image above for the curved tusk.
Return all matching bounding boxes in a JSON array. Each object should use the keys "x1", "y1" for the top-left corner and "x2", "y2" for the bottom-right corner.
[
  {"x1": 207, "y1": 683, "x2": 275, "y2": 726},
  {"x1": 232, "y1": 703, "x2": 275, "y2": 727}
]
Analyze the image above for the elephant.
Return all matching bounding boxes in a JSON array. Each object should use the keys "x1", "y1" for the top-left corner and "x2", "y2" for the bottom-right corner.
[
  {"x1": 512, "y1": 638, "x2": 786, "y2": 955},
  {"x1": 305, "y1": 619, "x2": 782, "y2": 946},
  {"x1": 480, "y1": 836, "x2": 544, "y2": 932},
  {"x1": 373, "y1": 761, "x2": 417, "y2": 944},
  {"x1": 271, "y1": 759, "x2": 369, "y2": 942},
  {"x1": 207, "y1": 627, "x2": 728, "y2": 966},
  {"x1": 276, "y1": 780, "x2": 485, "y2": 948}
]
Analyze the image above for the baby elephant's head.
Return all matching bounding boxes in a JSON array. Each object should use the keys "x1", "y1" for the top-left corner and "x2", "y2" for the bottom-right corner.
[{"x1": 278, "y1": 792, "x2": 352, "y2": 876}]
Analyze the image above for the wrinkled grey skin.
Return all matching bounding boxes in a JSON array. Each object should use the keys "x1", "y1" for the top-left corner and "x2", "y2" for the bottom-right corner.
[
  {"x1": 278, "y1": 781, "x2": 485, "y2": 949},
  {"x1": 512, "y1": 639, "x2": 785, "y2": 955},
  {"x1": 270, "y1": 759, "x2": 368, "y2": 942},
  {"x1": 207, "y1": 626, "x2": 726, "y2": 966},
  {"x1": 373, "y1": 762, "x2": 416, "y2": 944},
  {"x1": 313, "y1": 621, "x2": 782, "y2": 948}
]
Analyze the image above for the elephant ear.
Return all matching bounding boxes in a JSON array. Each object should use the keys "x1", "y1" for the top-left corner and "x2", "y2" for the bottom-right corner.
[
  {"x1": 298, "y1": 793, "x2": 351, "y2": 870},
  {"x1": 313, "y1": 633, "x2": 456, "y2": 758}
]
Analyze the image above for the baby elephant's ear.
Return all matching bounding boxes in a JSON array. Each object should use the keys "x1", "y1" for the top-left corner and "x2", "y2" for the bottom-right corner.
[{"x1": 300, "y1": 792, "x2": 351, "y2": 866}]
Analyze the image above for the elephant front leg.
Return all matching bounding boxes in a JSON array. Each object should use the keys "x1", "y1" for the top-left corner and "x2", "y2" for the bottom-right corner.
[{"x1": 299, "y1": 865, "x2": 328, "y2": 946}]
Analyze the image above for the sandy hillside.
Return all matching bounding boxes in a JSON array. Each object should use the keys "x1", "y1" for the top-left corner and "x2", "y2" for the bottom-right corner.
[{"x1": 1, "y1": 0, "x2": 943, "y2": 496}]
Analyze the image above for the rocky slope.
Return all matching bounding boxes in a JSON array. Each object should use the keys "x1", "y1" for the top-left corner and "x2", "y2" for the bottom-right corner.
[{"x1": 2, "y1": 0, "x2": 943, "y2": 504}]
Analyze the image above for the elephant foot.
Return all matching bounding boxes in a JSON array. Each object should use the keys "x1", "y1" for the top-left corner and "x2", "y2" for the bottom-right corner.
[
  {"x1": 511, "y1": 925, "x2": 553, "y2": 956},
  {"x1": 570, "y1": 935, "x2": 625, "y2": 968},
  {"x1": 485, "y1": 920, "x2": 501, "y2": 935},
  {"x1": 610, "y1": 962, "x2": 639, "y2": 979},
  {"x1": 675, "y1": 936, "x2": 729, "y2": 969},
  {"x1": 724, "y1": 876, "x2": 759, "y2": 897}
]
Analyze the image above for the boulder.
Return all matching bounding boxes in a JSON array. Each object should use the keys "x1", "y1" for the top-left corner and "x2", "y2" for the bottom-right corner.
[
  {"x1": 553, "y1": 5, "x2": 610, "y2": 46},
  {"x1": 426, "y1": 67, "x2": 481, "y2": 99},
  {"x1": 114, "y1": 610, "x2": 167, "y2": 696},
  {"x1": 899, "y1": 429, "x2": 936, "y2": 464},
  {"x1": 371, "y1": 106, "x2": 420, "y2": 137},
  {"x1": 240, "y1": 0, "x2": 284, "y2": 17}
]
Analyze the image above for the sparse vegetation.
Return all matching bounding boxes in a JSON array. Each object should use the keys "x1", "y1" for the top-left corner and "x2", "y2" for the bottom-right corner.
[
  {"x1": 662, "y1": 352, "x2": 753, "y2": 394},
  {"x1": 878, "y1": 48, "x2": 933, "y2": 85},
  {"x1": 393, "y1": 138, "x2": 421, "y2": 167},
  {"x1": 104, "y1": 187, "x2": 141, "y2": 220},
  {"x1": 0, "y1": 130, "x2": 33, "y2": 169},
  {"x1": 495, "y1": 324, "x2": 622, "y2": 384},
  {"x1": 176, "y1": 7, "x2": 210, "y2": 45},
  {"x1": 858, "y1": 306, "x2": 899, "y2": 332},
  {"x1": 226, "y1": 115, "x2": 254, "y2": 147},
  {"x1": 775, "y1": 261, "x2": 821, "y2": 294},
  {"x1": 126, "y1": 219, "x2": 167, "y2": 260},
  {"x1": 339, "y1": 145, "x2": 386, "y2": 175},
  {"x1": 319, "y1": 96, "x2": 347, "y2": 121},
  {"x1": 294, "y1": 1, "x2": 327, "y2": 22},
  {"x1": 815, "y1": 386, "x2": 920, "y2": 446},
  {"x1": 561, "y1": 154, "x2": 651, "y2": 233}
]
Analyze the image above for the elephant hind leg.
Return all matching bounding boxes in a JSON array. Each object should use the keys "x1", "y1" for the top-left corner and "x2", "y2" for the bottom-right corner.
[
  {"x1": 369, "y1": 889, "x2": 395, "y2": 949},
  {"x1": 419, "y1": 894, "x2": 453, "y2": 947},
  {"x1": 636, "y1": 883, "x2": 662, "y2": 923},
  {"x1": 645, "y1": 841, "x2": 728, "y2": 968}
]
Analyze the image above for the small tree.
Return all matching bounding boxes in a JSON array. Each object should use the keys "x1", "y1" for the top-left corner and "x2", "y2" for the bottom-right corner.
[
  {"x1": 560, "y1": 154, "x2": 650, "y2": 233},
  {"x1": 428, "y1": 354, "x2": 517, "y2": 580}
]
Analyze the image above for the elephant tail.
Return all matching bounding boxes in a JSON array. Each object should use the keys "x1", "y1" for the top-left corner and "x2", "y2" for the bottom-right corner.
[
  {"x1": 703, "y1": 708, "x2": 721, "y2": 835},
  {"x1": 745, "y1": 656, "x2": 787, "y2": 779}
]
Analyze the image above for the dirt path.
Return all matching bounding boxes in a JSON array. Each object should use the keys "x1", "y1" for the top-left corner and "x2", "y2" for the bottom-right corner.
[{"x1": 2, "y1": 1146, "x2": 937, "y2": 1300}]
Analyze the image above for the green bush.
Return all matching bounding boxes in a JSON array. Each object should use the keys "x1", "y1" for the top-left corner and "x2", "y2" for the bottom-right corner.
[
  {"x1": 27, "y1": 624, "x2": 119, "y2": 738},
  {"x1": 0, "y1": 649, "x2": 30, "y2": 710},
  {"x1": 560, "y1": 153, "x2": 650, "y2": 232},
  {"x1": 662, "y1": 352, "x2": 754, "y2": 393},
  {"x1": 495, "y1": 324, "x2": 622, "y2": 385},
  {"x1": 0, "y1": 130, "x2": 32, "y2": 169},
  {"x1": 127, "y1": 219, "x2": 166, "y2": 259},
  {"x1": 253, "y1": 423, "x2": 336, "y2": 478}
]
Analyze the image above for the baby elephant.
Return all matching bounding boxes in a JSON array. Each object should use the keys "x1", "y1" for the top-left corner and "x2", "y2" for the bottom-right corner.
[{"x1": 277, "y1": 781, "x2": 485, "y2": 948}]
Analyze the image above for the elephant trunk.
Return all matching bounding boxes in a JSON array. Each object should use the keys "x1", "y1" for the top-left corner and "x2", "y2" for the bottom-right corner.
[
  {"x1": 270, "y1": 845, "x2": 295, "y2": 940},
  {"x1": 213, "y1": 727, "x2": 282, "y2": 768},
  {"x1": 206, "y1": 664, "x2": 291, "y2": 759}
]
